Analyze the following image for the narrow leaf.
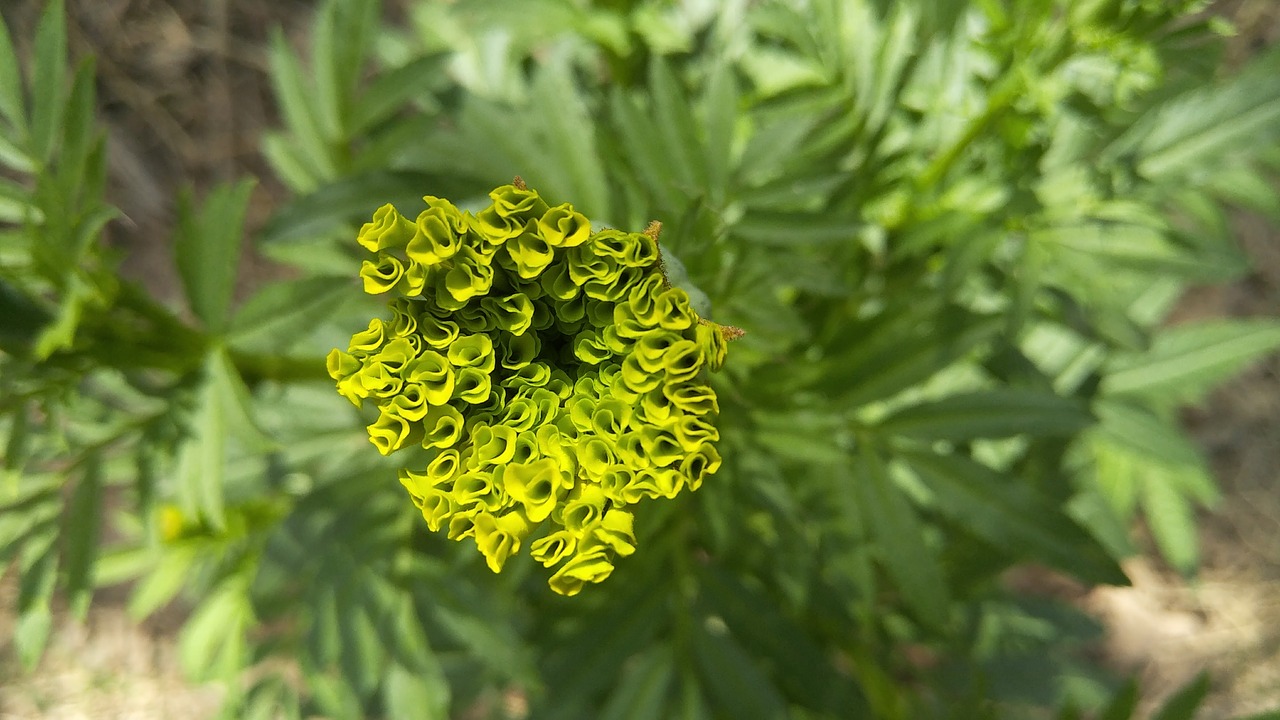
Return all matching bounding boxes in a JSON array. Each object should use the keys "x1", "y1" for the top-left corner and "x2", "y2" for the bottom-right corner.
[
  {"x1": 1151, "y1": 672, "x2": 1210, "y2": 720},
  {"x1": 876, "y1": 389, "x2": 1093, "y2": 441},
  {"x1": 1104, "y1": 319, "x2": 1280, "y2": 401},
  {"x1": 1097, "y1": 677, "x2": 1140, "y2": 720},
  {"x1": 62, "y1": 456, "x2": 102, "y2": 618},
  {"x1": 384, "y1": 662, "x2": 449, "y2": 720},
  {"x1": 691, "y1": 616, "x2": 789, "y2": 720},
  {"x1": 1141, "y1": 472, "x2": 1199, "y2": 576},
  {"x1": 855, "y1": 446, "x2": 951, "y2": 629},
  {"x1": 600, "y1": 645, "x2": 675, "y2": 720},
  {"x1": 268, "y1": 28, "x2": 336, "y2": 181},
  {"x1": 0, "y1": 9, "x2": 26, "y2": 136},
  {"x1": 174, "y1": 179, "x2": 254, "y2": 333},
  {"x1": 228, "y1": 276, "x2": 349, "y2": 352},
  {"x1": 30, "y1": 0, "x2": 67, "y2": 165},
  {"x1": 903, "y1": 450, "x2": 1129, "y2": 585}
]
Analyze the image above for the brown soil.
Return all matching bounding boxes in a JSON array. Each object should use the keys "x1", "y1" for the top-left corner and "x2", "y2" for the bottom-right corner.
[{"x1": 1, "y1": 1, "x2": 1279, "y2": 718}]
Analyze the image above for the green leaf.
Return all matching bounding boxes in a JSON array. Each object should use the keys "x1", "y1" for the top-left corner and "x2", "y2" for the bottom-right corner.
[
  {"x1": 350, "y1": 54, "x2": 449, "y2": 135},
  {"x1": 58, "y1": 59, "x2": 98, "y2": 190},
  {"x1": 648, "y1": 57, "x2": 705, "y2": 196},
  {"x1": 33, "y1": 270, "x2": 94, "y2": 359},
  {"x1": 854, "y1": 446, "x2": 951, "y2": 629},
  {"x1": 732, "y1": 211, "x2": 863, "y2": 246},
  {"x1": 174, "y1": 347, "x2": 268, "y2": 529},
  {"x1": 0, "y1": 277, "x2": 52, "y2": 356},
  {"x1": 610, "y1": 89, "x2": 682, "y2": 213},
  {"x1": 228, "y1": 276, "x2": 349, "y2": 352},
  {"x1": 1104, "y1": 319, "x2": 1280, "y2": 402},
  {"x1": 1151, "y1": 672, "x2": 1210, "y2": 720},
  {"x1": 30, "y1": 0, "x2": 67, "y2": 166},
  {"x1": 529, "y1": 57, "x2": 610, "y2": 218},
  {"x1": 259, "y1": 170, "x2": 472, "y2": 247},
  {"x1": 691, "y1": 616, "x2": 789, "y2": 720},
  {"x1": 175, "y1": 179, "x2": 254, "y2": 334},
  {"x1": 0, "y1": 129, "x2": 34, "y2": 173},
  {"x1": 600, "y1": 645, "x2": 675, "y2": 720},
  {"x1": 703, "y1": 60, "x2": 738, "y2": 206},
  {"x1": 902, "y1": 450, "x2": 1129, "y2": 586},
  {"x1": 179, "y1": 581, "x2": 250, "y2": 680},
  {"x1": 310, "y1": 0, "x2": 344, "y2": 143},
  {"x1": 875, "y1": 389, "x2": 1093, "y2": 441},
  {"x1": 62, "y1": 456, "x2": 102, "y2": 618},
  {"x1": 1095, "y1": 399, "x2": 1204, "y2": 468},
  {"x1": 833, "y1": 312, "x2": 1000, "y2": 408},
  {"x1": 14, "y1": 605, "x2": 53, "y2": 671},
  {"x1": 268, "y1": 28, "x2": 336, "y2": 182},
  {"x1": 1097, "y1": 677, "x2": 1140, "y2": 720},
  {"x1": 1141, "y1": 472, "x2": 1200, "y2": 576},
  {"x1": 0, "y1": 9, "x2": 26, "y2": 137},
  {"x1": 384, "y1": 662, "x2": 449, "y2": 720},
  {"x1": 129, "y1": 548, "x2": 197, "y2": 620},
  {"x1": 1125, "y1": 46, "x2": 1280, "y2": 180},
  {"x1": 700, "y1": 565, "x2": 857, "y2": 710}
]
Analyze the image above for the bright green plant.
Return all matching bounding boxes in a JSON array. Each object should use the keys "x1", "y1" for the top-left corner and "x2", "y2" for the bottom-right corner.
[{"x1": 3, "y1": 0, "x2": 1280, "y2": 718}]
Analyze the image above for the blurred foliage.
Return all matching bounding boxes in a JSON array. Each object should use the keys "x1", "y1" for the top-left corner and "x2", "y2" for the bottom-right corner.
[{"x1": 3, "y1": 0, "x2": 1280, "y2": 717}]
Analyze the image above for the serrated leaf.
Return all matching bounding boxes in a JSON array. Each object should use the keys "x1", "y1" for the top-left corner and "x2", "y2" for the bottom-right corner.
[
  {"x1": 175, "y1": 179, "x2": 254, "y2": 334},
  {"x1": 902, "y1": 450, "x2": 1128, "y2": 585},
  {"x1": 30, "y1": 0, "x2": 67, "y2": 166},
  {"x1": 876, "y1": 389, "x2": 1093, "y2": 441},
  {"x1": 1104, "y1": 319, "x2": 1280, "y2": 402},
  {"x1": 854, "y1": 447, "x2": 951, "y2": 629}
]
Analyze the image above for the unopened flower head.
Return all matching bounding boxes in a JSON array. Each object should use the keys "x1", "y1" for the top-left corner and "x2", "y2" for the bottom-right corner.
[{"x1": 328, "y1": 180, "x2": 733, "y2": 595}]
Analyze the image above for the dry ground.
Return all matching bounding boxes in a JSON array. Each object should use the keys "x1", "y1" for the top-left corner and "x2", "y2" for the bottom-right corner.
[{"x1": 2, "y1": 1, "x2": 1279, "y2": 718}]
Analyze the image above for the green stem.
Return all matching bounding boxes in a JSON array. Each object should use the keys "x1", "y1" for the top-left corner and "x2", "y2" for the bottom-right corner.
[
  {"x1": 230, "y1": 350, "x2": 329, "y2": 385},
  {"x1": 916, "y1": 70, "x2": 1025, "y2": 191}
]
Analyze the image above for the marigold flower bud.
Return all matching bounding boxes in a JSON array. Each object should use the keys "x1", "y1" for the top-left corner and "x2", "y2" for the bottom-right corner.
[{"x1": 329, "y1": 181, "x2": 736, "y2": 594}]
